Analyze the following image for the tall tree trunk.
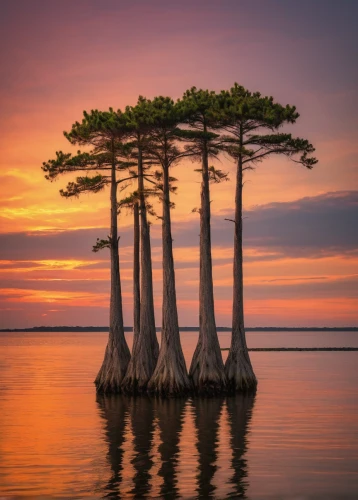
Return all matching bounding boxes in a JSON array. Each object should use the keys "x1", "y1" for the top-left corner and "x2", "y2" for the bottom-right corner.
[
  {"x1": 95, "y1": 157, "x2": 130, "y2": 393},
  {"x1": 225, "y1": 148, "x2": 257, "y2": 391},
  {"x1": 148, "y1": 161, "x2": 190, "y2": 395},
  {"x1": 133, "y1": 201, "x2": 140, "y2": 345},
  {"x1": 122, "y1": 144, "x2": 158, "y2": 393},
  {"x1": 189, "y1": 143, "x2": 226, "y2": 394}
]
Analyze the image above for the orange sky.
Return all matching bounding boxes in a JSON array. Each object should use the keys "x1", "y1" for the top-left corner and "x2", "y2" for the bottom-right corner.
[{"x1": 0, "y1": 0, "x2": 357, "y2": 328}]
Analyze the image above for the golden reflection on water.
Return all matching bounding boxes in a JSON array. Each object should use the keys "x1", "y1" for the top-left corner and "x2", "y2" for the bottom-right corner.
[
  {"x1": 0, "y1": 331, "x2": 357, "y2": 498},
  {"x1": 96, "y1": 394, "x2": 254, "y2": 499}
]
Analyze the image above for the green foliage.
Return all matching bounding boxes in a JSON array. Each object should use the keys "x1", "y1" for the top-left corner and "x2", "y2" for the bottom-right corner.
[
  {"x1": 176, "y1": 88, "x2": 228, "y2": 167},
  {"x1": 208, "y1": 166, "x2": 229, "y2": 183},
  {"x1": 92, "y1": 238, "x2": 111, "y2": 253},
  {"x1": 124, "y1": 95, "x2": 187, "y2": 168},
  {"x1": 218, "y1": 83, "x2": 299, "y2": 129},
  {"x1": 60, "y1": 175, "x2": 107, "y2": 198},
  {"x1": 117, "y1": 191, "x2": 139, "y2": 210},
  {"x1": 43, "y1": 111, "x2": 138, "y2": 201},
  {"x1": 218, "y1": 83, "x2": 317, "y2": 169},
  {"x1": 64, "y1": 109, "x2": 128, "y2": 148},
  {"x1": 122, "y1": 95, "x2": 187, "y2": 218},
  {"x1": 42, "y1": 151, "x2": 111, "y2": 181},
  {"x1": 193, "y1": 166, "x2": 229, "y2": 183},
  {"x1": 117, "y1": 192, "x2": 142, "y2": 215},
  {"x1": 153, "y1": 170, "x2": 178, "y2": 192},
  {"x1": 42, "y1": 83, "x2": 317, "y2": 233},
  {"x1": 143, "y1": 97, "x2": 187, "y2": 168},
  {"x1": 178, "y1": 87, "x2": 222, "y2": 129}
]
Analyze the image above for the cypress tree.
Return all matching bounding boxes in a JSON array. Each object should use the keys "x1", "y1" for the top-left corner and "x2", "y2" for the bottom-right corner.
[
  {"x1": 144, "y1": 96, "x2": 191, "y2": 396},
  {"x1": 219, "y1": 84, "x2": 318, "y2": 391},
  {"x1": 176, "y1": 88, "x2": 227, "y2": 394},
  {"x1": 121, "y1": 99, "x2": 159, "y2": 393},
  {"x1": 42, "y1": 109, "x2": 133, "y2": 393}
]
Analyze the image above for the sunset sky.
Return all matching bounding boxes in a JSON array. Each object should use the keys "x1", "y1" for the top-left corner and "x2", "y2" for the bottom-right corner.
[{"x1": 1, "y1": 0, "x2": 357, "y2": 329}]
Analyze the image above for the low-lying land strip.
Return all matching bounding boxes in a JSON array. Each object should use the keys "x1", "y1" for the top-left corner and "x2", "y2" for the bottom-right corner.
[{"x1": 221, "y1": 347, "x2": 358, "y2": 351}]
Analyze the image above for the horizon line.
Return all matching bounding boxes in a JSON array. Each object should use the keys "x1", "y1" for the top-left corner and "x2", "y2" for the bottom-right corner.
[{"x1": 1, "y1": 325, "x2": 358, "y2": 332}]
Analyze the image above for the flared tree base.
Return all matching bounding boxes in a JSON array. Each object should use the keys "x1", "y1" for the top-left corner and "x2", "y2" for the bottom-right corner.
[
  {"x1": 225, "y1": 349, "x2": 257, "y2": 393},
  {"x1": 121, "y1": 359, "x2": 156, "y2": 395},
  {"x1": 148, "y1": 347, "x2": 191, "y2": 397},
  {"x1": 95, "y1": 336, "x2": 130, "y2": 394},
  {"x1": 121, "y1": 375, "x2": 149, "y2": 395},
  {"x1": 189, "y1": 343, "x2": 226, "y2": 396},
  {"x1": 121, "y1": 336, "x2": 158, "y2": 394}
]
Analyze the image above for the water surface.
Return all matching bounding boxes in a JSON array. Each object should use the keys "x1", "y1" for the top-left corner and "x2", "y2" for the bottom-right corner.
[{"x1": 0, "y1": 331, "x2": 357, "y2": 498}]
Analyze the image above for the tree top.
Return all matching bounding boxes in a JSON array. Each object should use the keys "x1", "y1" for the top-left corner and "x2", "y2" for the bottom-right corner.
[{"x1": 218, "y1": 82, "x2": 300, "y2": 130}]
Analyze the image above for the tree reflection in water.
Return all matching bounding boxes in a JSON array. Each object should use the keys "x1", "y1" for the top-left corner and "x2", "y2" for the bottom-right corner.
[
  {"x1": 96, "y1": 394, "x2": 129, "y2": 498},
  {"x1": 192, "y1": 396, "x2": 225, "y2": 498},
  {"x1": 227, "y1": 393, "x2": 256, "y2": 498},
  {"x1": 97, "y1": 393, "x2": 255, "y2": 499},
  {"x1": 155, "y1": 398, "x2": 187, "y2": 499},
  {"x1": 129, "y1": 396, "x2": 156, "y2": 498}
]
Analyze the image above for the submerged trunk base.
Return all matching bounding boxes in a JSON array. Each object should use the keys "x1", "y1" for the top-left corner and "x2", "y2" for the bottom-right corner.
[
  {"x1": 121, "y1": 331, "x2": 159, "y2": 395},
  {"x1": 121, "y1": 377, "x2": 149, "y2": 395},
  {"x1": 121, "y1": 355, "x2": 157, "y2": 395},
  {"x1": 225, "y1": 349, "x2": 257, "y2": 393},
  {"x1": 190, "y1": 344, "x2": 226, "y2": 396},
  {"x1": 147, "y1": 348, "x2": 191, "y2": 397},
  {"x1": 95, "y1": 334, "x2": 130, "y2": 394},
  {"x1": 191, "y1": 378, "x2": 227, "y2": 396}
]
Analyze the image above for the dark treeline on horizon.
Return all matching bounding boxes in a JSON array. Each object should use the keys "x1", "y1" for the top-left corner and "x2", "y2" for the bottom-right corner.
[{"x1": 1, "y1": 326, "x2": 357, "y2": 333}]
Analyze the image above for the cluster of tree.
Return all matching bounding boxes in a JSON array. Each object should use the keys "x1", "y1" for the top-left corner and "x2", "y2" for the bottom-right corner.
[{"x1": 42, "y1": 84, "x2": 317, "y2": 396}]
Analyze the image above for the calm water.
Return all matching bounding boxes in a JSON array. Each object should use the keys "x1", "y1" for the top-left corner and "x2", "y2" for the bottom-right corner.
[{"x1": 0, "y1": 330, "x2": 357, "y2": 499}]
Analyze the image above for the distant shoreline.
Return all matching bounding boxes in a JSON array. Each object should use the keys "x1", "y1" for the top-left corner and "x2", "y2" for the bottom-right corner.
[
  {"x1": 1, "y1": 326, "x2": 357, "y2": 333},
  {"x1": 225, "y1": 347, "x2": 358, "y2": 351}
]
